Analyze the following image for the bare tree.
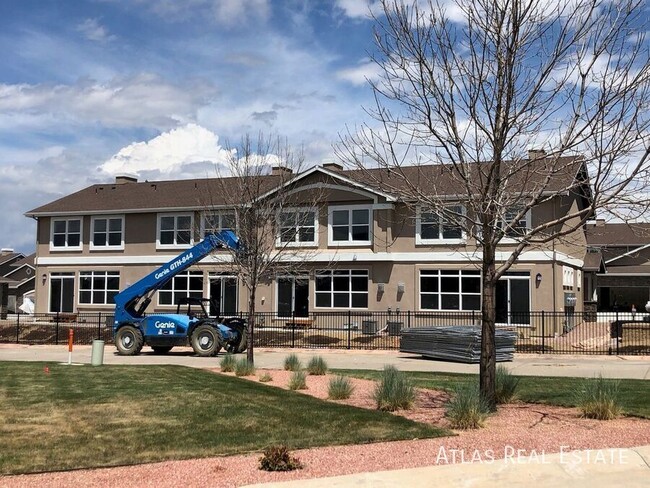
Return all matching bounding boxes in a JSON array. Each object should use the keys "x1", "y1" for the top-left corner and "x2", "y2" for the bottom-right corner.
[
  {"x1": 204, "y1": 134, "x2": 323, "y2": 365},
  {"x1": 338, "y1": 0, "x2": 650, "y2": 409}
]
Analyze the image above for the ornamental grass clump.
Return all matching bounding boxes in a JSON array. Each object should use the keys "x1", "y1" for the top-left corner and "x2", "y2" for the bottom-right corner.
[
  {"x1": 328, "y1": 375, "x2": 355, "y2": 400},
  {"x1": 283, "y1": 353, "x2": 302, "y2": 372},
  {"x1": 495, "y1": 365, "x2": 520, "y2": 404},
  {"x1": 288, "y1": 371, "x2": 308, "y2": 390},
  {"x1": 220, "y1": 353, "x2": 236, "y2": 373},
  {"x1": 234, "y1": 358, "x2": 256, "y2": 377},
  {"x1": 445, "y1": 384, "x2": 490, "y2": 429},
  {"x1": 575, "y1": 375, "x2": 622, "y2": 420},
  {"x1": 258, "y1": 372, "x2": 273, "y2": 383},
  {"x1": 259, "y1": 445, "x2": 303, "y2": 472},
  {"x1": 306, "y1": 356, "x2": 328, "y2": 375},
  {"x1": 373, "y1": 365, "x2": 416, "y2": 411}
]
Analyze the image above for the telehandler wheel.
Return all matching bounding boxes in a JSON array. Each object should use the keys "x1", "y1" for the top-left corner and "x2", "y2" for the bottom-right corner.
[
  {"x1": 222, "y1": 318, "x2": 248, "y2": 353},
  {"x1": 115, "y1": 325, "x2": 144, "y2": 356},
  {"x1": 151, "y1": 346, "x2": 173, "y2": 355},
  {"x1": 191, "y1": 323, "x2": 222, "y2": 357}
]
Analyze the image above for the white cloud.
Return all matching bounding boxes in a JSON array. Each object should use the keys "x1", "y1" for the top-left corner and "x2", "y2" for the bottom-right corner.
[
  {"x1": 212, "y1": 0, "x2": 270, "y2": 26},
  {"x1": 335, "y1": 0, "x2": 380, "y2": 19},
  {"x1": 100, "y1": 124, "x2": 234, "y2": 177},
  {"x1": 336, "y1": 60, "x2": 382, "y2": 86},
  {"x1": 0, "y1": 74, "x2": 216, "y2": 128},
  {"x1": 76, "y1": 18, "x2": 116, "y2": 43}
]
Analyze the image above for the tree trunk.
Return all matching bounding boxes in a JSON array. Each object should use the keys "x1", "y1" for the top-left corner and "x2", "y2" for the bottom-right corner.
[
  {"x1": 480, "y1": 247, "x2": 497, "y2": 412},
  {"x1": 246, "y1": 288, "x2": 255, "y2": 365}
]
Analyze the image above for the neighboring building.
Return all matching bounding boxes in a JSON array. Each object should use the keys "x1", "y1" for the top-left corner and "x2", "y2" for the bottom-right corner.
[
  {"x1": 585, "y1": 221, "x2": 650, "y2": 312},
  {"x1": 25, "y1": 158, "x2": 590, "y2": 335},
  {"x1": 0, "y1": 249, "x2": 35, "y2": 314}
]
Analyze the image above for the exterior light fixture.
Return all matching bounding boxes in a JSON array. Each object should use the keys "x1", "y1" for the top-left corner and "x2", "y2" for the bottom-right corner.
[
  {"x1": 42, "y1": 273, "x2": 47, "y2": 285},
  {"x1": 535, "y1": 273, "x2": 542, "y2": 288}
]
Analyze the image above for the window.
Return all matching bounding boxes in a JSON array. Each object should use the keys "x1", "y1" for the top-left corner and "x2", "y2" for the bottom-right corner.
[
  {"x1": 416, "y1": 205, "x2": 464, "y2": 243},
  {"x1": 49, "y1": 272, "x2": 74, "y2": 313},
  {"x1": 315, "y1": 269, "x2": 368, "y2": 308},
  {"x1": 202, "y1": 211, "x2": 236, "y2": 237},
  {"x1": 278, "y1": 208, "x2": 316, "y2": 246},
  {"x1": 158, "y1": 213, "x2": 193, "y2": 248},
  {"x1": 79, "y1": 271, "x2": 120, "y2": 305},
  {"x1": 159, "y1": 271, "x2": 204, "y2": 306},
  {"x1": 51, "y1": 218, "x2": 82, "y2": 250},
  {"x1": 328, "y1": 205, "x2": 372, "y2": 245},
  {"x1": 91, "y1": 216, "x2": 124, "y2": 249},
  {"x1": 420, "y1": 270, "x2": 481, "y2": 311},
  {"x1": 502, "y1": 207, "x2": 530, "y2": 237}
]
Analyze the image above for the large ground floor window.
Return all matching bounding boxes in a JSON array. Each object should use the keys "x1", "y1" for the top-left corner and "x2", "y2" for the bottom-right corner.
[
  {"x1": 79, "y1": 271, "x2": 120, "y2": 305},
  {"x1": 159, "y1": 271, "x2": 203, "y2": 306},
  {"x1": 277, "y1": 275, "x2": 309, "y2": 317},
  {"x1": 315, "y1": 269, "x2": 368, "y2": 308},
  {"x1": 49, "y1": 272, "x2": 74, "y2": 313},
  {"x1": 209, "y1": 273, "x2": 238, "y2": 317},
  {"x1": 420, "y1": 269, "x2": 481, "y2": 311}
]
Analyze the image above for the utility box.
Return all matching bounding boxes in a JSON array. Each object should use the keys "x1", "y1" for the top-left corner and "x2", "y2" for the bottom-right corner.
[
  {"x1": 387, "y1": 321, "x2": 403, "y2": 336},
  {"x1": 362, "y1": 320, "x2": 378, "y2": 334}
]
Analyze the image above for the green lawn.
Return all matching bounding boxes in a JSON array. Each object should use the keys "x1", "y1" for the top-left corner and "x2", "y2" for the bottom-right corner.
[
  {"x1": 0, "y1": 362, "x2": 448, "y2": 475},
  {"x1": 335, "y1": 369, "x2": 650, "y2": 419}
]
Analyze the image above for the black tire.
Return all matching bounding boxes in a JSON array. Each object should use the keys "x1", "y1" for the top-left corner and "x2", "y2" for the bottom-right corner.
[
  {"x1": 191, "y1": 323, "x2": 222, "y2": 357},
  {"x1": 223, "y1": 318, "x2": 248, "y2": 353},
  {"x1": 151, "y1": 346, "x2": 173, "y2": 355},
  {"x1": 115, "y1": 325, "x2": 144, "y2": 356}
]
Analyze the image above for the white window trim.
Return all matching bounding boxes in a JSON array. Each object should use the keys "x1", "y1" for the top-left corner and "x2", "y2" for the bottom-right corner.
[
  {"x1": 500, "y1": 208, "x2": 532, "y2": 243},
  {"x1": 157, "y1": 213, "x2": 194, "y2": 250},
  {"x1": 90, "y1": 215, "x2": 125, "y2": 251},
  {"x1": 157, "y1": 270, "x2": 204, "y2": 307},
  {"x1": 276, "y1": 207, "x2": 318, "y2": 248},
  {"x1": 208, "y1": 272, "x2": 239, "y2": 316},
  {"x1": 314, "y1": 269, "x2": 369, "y2": 310},
  {"x1": 327, "y1": 204, "x2": 373, "y2": 247},
  {"x1": 78, "y1": 270, "x2": 120, "y2": 306},
  {"x1": 201, "y1": 210, "x2": 237, "y2": 237},
  {"x1": 415, "y1": 205, "x2": 466, "y2": 245},
  {"x1": 276, "y1": 274, "x2": 310, "y2": 318},
  {"x1": 418, "y1": 269, "x2": 482, "y2": 312},
  {"x1": 50, "y1": 217, "x2": 83, "y2": 251}
]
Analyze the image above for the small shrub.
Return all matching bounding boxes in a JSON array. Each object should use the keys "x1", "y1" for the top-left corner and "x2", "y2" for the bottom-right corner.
[
  {"x1": 306, "y1": 356, "x2": 328, "y2": 375},
  {"x1": 234, "y1": 358, "x2": 256, "y2": 377},
  {"x1": 284, "y1": 353, "x2": 302, "y2": 371},
  {"x1": 445, "y1": 384, "x2": 490, "y2": 429},
  {"x1": 220, "y1": 353, "x2": 236, "y2": 372},
  {"x1": 259, "y1": 372, "x2": 273, "y2": 383},
  {"x1": 328, "y1": 375, "x2": 355, "y2": 400},
  {"x1": 259, "y1": 445, "x2": 303, "y2": 472},
  {"x1": 495, "y1": 365, "x2": 520, "y2": 404},
  {"x1": 288, "y1": 371, "x2": 308, "y2": 390},
  {"x1": 373, "y1": 365, "x2": 415, "y2": 411},
  {"x1": 575, "y1": 375, "x2": 622, "y2": 420}
]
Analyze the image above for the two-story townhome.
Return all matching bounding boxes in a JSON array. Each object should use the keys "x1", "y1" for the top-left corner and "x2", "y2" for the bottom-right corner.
[{"x1": 25, "y1": 158, "x2": 590, "y2": 335}]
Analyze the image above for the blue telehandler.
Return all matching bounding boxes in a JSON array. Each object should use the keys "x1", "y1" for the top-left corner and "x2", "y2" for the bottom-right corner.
[{"x1": 112, "y1": 230, "x2": 247, "y2": 356}]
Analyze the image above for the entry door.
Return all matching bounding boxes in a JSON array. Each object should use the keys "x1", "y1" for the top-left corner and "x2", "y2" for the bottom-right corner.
[
  {"x1": 209, "y1": 275, "x2": 238, "y2": 317},
  {"x1": 277, "y1": 277, "x2": 309, "y2": 318},
  {"x1": 49, "y1": 273, "x2": 74, "y2": 313},
  {"x1": 496, "y1": 274, "x2": 530, "y2": 325}
]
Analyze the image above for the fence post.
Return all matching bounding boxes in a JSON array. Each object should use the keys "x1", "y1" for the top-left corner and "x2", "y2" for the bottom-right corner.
[
  {"x1": 616, "y1": 309, "x2": 620, "y2": 355},
  {"x1": 291, "y1": 309, "x2": 295, "y2": 348},
  {"x1": 15, "y1": 312, "x2": 19, "y2": 343},
  {"x1": 55, "y1": 312, "x2": 60, "y2": 345},
  {"x1": 407, "y1": 310, "x2": 411, "y2": 329},
  {"x1": 347, "y1": 310, "x2": 351, "y2": 350},
  {"x1": 541, "y1": 311, "x2": 545, "y2": 354},
  {"x1": 97, "y1": 312, "x2": 102, "y2": 340}
]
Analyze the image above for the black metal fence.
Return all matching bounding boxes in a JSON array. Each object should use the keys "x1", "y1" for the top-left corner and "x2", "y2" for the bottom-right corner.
[{"x1": 1, "y1": 310, "x2": 649, "y2": 355}]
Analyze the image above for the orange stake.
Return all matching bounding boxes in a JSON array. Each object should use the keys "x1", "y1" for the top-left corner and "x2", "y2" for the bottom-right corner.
[{"x1": 67, "y1": 329, "x2": 74, "y2": 364}]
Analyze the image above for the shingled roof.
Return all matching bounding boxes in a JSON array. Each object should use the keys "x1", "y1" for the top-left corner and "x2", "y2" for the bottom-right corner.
[
  {"x1": 26, "y1": 157, "x2": 589, "y2": 216},
  {"x1": 585, "y1": 223, "x2": 650, "y2": 247}
]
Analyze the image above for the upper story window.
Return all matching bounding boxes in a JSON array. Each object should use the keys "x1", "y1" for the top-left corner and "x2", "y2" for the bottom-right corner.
[
  {"x1": 90, "y1": 216, "x2": 124, "y2": 250},
  {"x1": 278, "y1": 208, "x2": 317, "y2": 246},
  {"x1": 328, "y1": 205, "x2": 372, "y2": 246},
  {"x1": 501, "y1": 207, "x2": 530, "y2": 238},
  {"x1": 158, "y1": 213, "x2": 193, "y2": 249},
  {"x1": 50, "y1": 218, "x2": 82, "y2": 251},
  {"x1": 416, "y1": 205, "x2": 464, "y2": 244},
  {"x1": 202, "y1": 211, "x2": 236, "y2": 238}
]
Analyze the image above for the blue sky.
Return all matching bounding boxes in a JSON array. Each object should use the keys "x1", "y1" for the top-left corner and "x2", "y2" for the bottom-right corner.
[{"x1": 0, "y1": 0, "x2": 383, "y2": 252}]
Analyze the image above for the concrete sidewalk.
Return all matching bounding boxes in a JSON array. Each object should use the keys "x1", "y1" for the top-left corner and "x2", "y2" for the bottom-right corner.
[
  {"x1": 242, "y1": 445, "x2": 650, "y2": 488},
  {"x1": 0, "y1": 343, "x2": 648, "y2": 379}
]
